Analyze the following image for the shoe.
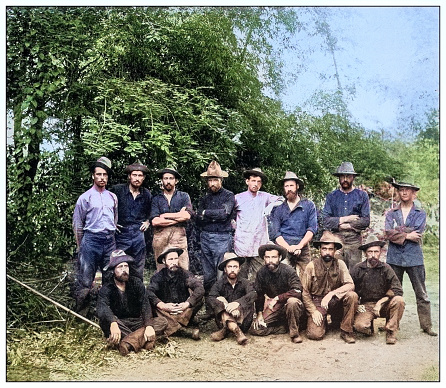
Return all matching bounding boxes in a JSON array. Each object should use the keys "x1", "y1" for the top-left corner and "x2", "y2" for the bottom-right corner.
[
  {"x1": 291, "y1": 334, "x2": 303, "y2": 343},
  {"x1": 144, "y1": 340, "x2": 155, "y2": 350},
  {"x1": 423, "y1": 328, "x2": 438, "y2": 336},
  {"x1": 340, "y1": 330, "x2": 356, "y2": 344},
  {"x1": 210, "y1": 327, "x2": 227, "y2": 342},
  {"x1": 198, "y1": 312, "x2": 214, "y2": 321},
  {"x1": 386, "y1": 331, "x2": 397, "y2": 345},
  {"x1": 191, "y1": 328, "x2": 201, "y2": 341},
  {"x1": 118, "y1": 342, "x2": 133, "y2": 356},
  {"x1": 234, "y1": 327, "x2": 248, "y2": 345}
]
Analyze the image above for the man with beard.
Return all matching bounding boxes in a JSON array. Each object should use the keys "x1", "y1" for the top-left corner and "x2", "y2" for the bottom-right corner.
[
  {"x1": 350, "y1": 235, "x2": 405, "y2": 344},
  {"x1": 208, "y1": 252, "x2": 257, "y2": 345},
  {"x1": 97, "y1": 250, "x2": 168, "y2": 356},
  {"x1": 150, "y1": 167, "x2": 193, "y2": 272},
  {"x1": 196, "y1": 161, "x2": 236, "y2": 319},
  {"x1": 301, "y1": 231, "x2": 358, "y2": 343},
  {"x1": 249, "y1": 242, "x2": 304, "y2": 343},
  {"x1": 384, "y1": 181, "x2": 437, "y2": 336},
  {"x1": 270, "y1": 171, "x2": 318, "y2": 276},
  {"x1": 146, "y1": 247, "x2": 204, "y2": 340},
  {"x1": 73, "y1": 156, "x2": 118, "y2": 312},
  {"x1": 110, "y1": 162, "x2": 152, "y2": 280},
  {"x1": 322, "y1": 162, "x2": 370, "y2": 269}
]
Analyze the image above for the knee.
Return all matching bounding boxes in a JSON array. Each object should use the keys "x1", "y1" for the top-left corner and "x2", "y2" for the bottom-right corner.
[
  {"x1": 391, "y1": 295, "x2": 405, "y2": 307},
  {"x1": 345, "y1": 291, "x2": 359, "y2": 304}
]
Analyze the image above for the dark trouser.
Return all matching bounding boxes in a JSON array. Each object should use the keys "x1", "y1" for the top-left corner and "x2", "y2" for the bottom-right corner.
[
  {"x1": 354, "y1": 297, "x2": 405, "y2": 334},
  {"x1": 389, "y1": 264, "x2": 433, "y2": 331},
  {"x1": 283, "y1": 244, "x2": 311, "y2": 277},
  {"x1": 334, "y1": 231, "x2": 363, "y2": 269},
  {"x1": 249, "y1": 297, "x2": 304, "y2": 339},
  {"x1": 306, "y1": 291, "x2": 358, "y2": 340},
  {"x1": 214, "y1": 297, "x2": 255, "y2": 333},
  {"x1": 115, "y1": 224, "x2": 146, "y2": 281},
  {"x1": 239, "y1": 256, "x2": 264, "y2": 282},
  {"x1": 100, "y1": 316, "x2": 168, "y2": 338}
]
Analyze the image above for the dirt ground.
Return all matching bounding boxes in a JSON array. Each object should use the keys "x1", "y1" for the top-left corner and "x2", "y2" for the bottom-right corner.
[{"x1": 81, "y1": 276, "x2": 440, "y2": 382}]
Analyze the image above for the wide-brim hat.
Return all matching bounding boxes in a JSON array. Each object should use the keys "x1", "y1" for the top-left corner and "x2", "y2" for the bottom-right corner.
[
  {"x1": 200, "y1": 160, "x2": 229, "y2": 178},
  {"x1": 281, "y1": 171, "x2": 304, "y2": 192},
  {"x1": 90, "y1": 156, "x2": 112, "y2": 175},
  {"x1": 359, "y1": 235, "x2": 386, "y2": 251},
  {"x1": 243, "y1": 167, "x2": 267, "y2": 183},
  {"x1": 156, "y1": 167, "x2": 182, "y2": 180},
  {"x1": 156, "y1": 247, "x2": 184, "y2": 264},
  {"x1": 312, "y1": 231, "x2": 343, "y2": 251},
  {"x1": 391, "y1": 181, "x2": 420, "y2": 191},
  {"x1": 258, "y1": 242, "x2": 288, "y2": 261},
  {"x1": 125, "y1": 161, "x2": 149, "y2": 174},
  {"x1": 104, "y1": 249, "x2": 134, "y2": 271},
  {"x1": 218, "y1": 252, "x2": 246, "y2": 271},
  {"x1": 332, "y1": 161, "x2": 359, "y2": 176}
]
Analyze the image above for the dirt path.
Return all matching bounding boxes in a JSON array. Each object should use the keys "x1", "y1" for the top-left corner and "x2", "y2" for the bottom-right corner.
[{"x1": 81, "y1": 278, "x2": 439, "y2": 382}]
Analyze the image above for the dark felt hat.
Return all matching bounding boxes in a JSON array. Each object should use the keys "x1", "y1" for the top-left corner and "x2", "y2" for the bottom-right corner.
[
  {"x1": 358, "y1": 235, "x2": 386, "y2": 251},
  {"x1": 156, "y1": 247, "x2": 184, "y2": 264},
  {"x1": 332, "y1": 161, "x2": 359, "y2": 176},
  {"x1": 125, "y1": 161, "x2": 149, "y2": 174},
  {"x1": 103, "y1": 249, "x2": 134, "y2": 271},
  {"x1": 258, "y1": 242, "x2": 288, "y2": 261},
  {"x1": 217, "y1": 252, "x2": 245, "y2": 271},
  {"x1": 90, "y1": 156, "x2": 112, "y2": 175},
  {"x1": 156, "y1": 167, "x2": 182, "y2": 180},
  {"x1": 391, "y1": 181, "x2": 420, "y2": 191},
  {"x1": 243, "y1": 167, "x2": 267, "y2": 184}
]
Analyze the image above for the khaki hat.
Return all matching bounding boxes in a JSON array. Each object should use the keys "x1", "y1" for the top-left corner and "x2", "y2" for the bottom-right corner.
[
  {"x1": 156, "y1": 246, "x2": 184, "y2": 264},
  {"x1": 281, "y1": 171, "x2": 304, "y2": 192},
  {"x1": 217, "y1": 252, "x2": 245, "y2": 271},
  {"x1": 125, "y1": 161, "x2": 149, "y2": 174},
  {"x1": 156, "y1": 167, "x2": 182, "y2": 180},
  {"x1": 312, "y1": 231, "x2": 343, "y2": 251},
  {"x1": 391, "y1": 181, "x2": 420, "y2": 191},
  {"x1": 200, "y1": 160, "x2": 229, "y2": 178},
  {"x1": 243, "y1": 167, "x2": 267, "y2": 184},
  {"x1": 90, "y1": 156, "x2": 112, "y2": 174},
  {"x1": 358, "y1": 235, "x2": 386, "y2": 251},
  {"x1": 103, "y1": 249, "x2": 134, "y2": 271},
  {"x1": 258, "y1": 242, "x2": 288, "y2": 261},
  {"x1": 333, "y1": 162, "x2": 359, "y2": 176}
]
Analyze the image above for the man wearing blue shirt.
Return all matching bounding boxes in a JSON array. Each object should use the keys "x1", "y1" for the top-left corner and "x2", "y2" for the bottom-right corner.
[
  {"x1": 270, "y1": 171, "x2": 318, "y2": 276},
  {"x1": 322, "y1": 162, "x2": 370, "y2": 269}
]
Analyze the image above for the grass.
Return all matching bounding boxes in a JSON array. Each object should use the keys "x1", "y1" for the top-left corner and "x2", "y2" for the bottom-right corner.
[{"x1": 420, "y1": 365, "x2": 439, "y2": 381}]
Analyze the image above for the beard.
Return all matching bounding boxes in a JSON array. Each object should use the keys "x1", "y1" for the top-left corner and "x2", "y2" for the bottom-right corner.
[
  {"x1": 168, "y1": 265, "x2": 179, "y2": 272},
  {"x1": 115, "y1": 272, "x2": 129, "y2": 282},
  {"x1": 227, "y1": 272, "x2": 237, "y2": 279},
  {"x1": 368, "y1": 258, "x2": 380, "y2": 267},
  {"x1": 266, "y1": 262, "x2": 279, "y2": 271},
  {"x1": 341, "y1": 181, "x2": 352, "y2": 190},
  {"x1": 163, "y1": 183, "x2": 174, "y2": 192},
  {"x1": 322, "y1": 254, "x2": 334, "y2": 263},
  {"x1": 285, "y1": 190, "x2": 297, "y2": 201}
]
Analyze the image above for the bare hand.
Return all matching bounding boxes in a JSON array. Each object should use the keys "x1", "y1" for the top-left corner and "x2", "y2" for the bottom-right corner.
[
  {"x1": 357, "y1": 304, "x2": 366, "y2": 313},
  {"x1": 266, "y1": 297, "x2": 278, "y2": 311},
  {"x1": 321, "y1": 293, "x2": 332, "y2": 310},
  {"x1": 144, "y1": 326, "x2": 156, "y2": 342},
  {"x1": 312, "y1": 310, "x2": 324, "y2": 327},
  {"x1": 288, "y1": 245, "x2": 301, "y2": 255},
  {"x1": 140, "y1": 221, "x2": 150, "y2": 232},
  {"x1": 225, "y1": 302, "x2": 240, "y2": 314},
  {"x1": 406, "y1": 231, "x2": 422, "y2": 242},
  {"x1": 372, "y1": 303, "x2": 382, "y2": 317},
  {"x1": 109, "y1": 322, "x2": 121, "y2": 344},
  {"x1": 253, "y1": 315, "x2": 267, "y2": 330},
  {"x1": 116, "y1": 224, "x2": 123, "y2": 234}
]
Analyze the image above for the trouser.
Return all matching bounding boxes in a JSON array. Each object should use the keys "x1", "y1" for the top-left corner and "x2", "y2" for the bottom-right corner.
[
  {"x1": 389, "y1": 264, "x2": 433, "y2": 331},
  {"x1": 153, "y1": 226, "x2": 189, "y2": 272},
  {"x1": 214, "y1": 297, "x2": 254, "y2": 333},
  {"x1": 282, "y1": 244, "x2": 311, "y2": 277},
  {"x1": 306, "y1": 291, "x2": 358, "y2": 340},
  {"x1": 155, "y1": 300, "x2": 203, "y2": 336},
  {"x1": 75, "y1": 230, "x2": 115, "y2": 310},
  {"x1": 115, "y1": 224, "x2": 146, "y2": 281},
  {"x1": 354, "y1": 296, "x2": 405, "y2": 334},
  {"x1": 239, "y1": 255, "x2": 264, "y2": 282},
  {"x1": 249, "y1": 297, "x2": 304, "y2": 339},
  {"x1": 334, "y1": 231, "x2": 363, "y2": 269}
]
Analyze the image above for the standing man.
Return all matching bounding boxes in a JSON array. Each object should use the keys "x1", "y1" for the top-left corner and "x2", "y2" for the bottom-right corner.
[
  {"x1": 208, "y1": 252, "x2": 257, "y2": 345},
  {"x1": 110, "y1": 161, "x2": 151, "y2": 281},
  {"x1": 270, "y1": 171, "x2": 318, "y2": 276},
  {"x1": 97, "y1": 250, "x2": 168, "y2": 356},
  {"x1": 196, "y1": 161, "x2": 236, "y2": 314},
  {"x1": 350, "y1": 235, "x2": 405, "y2": 344},
  {"x1": 146, "y1": 247, "x2": 204, "y2": 340},
  {"x1": 250, "y1": 242, "x2": 304, "y2": 344},
  {"x1": 234, "y1": 168, "x2": 282, "y2": 281},
  {"x1": 73, "y1": 156, "x2": 117, "y2": 312},
  {"x1": 301, "y1": 231, "x2": 358, "y2": 343},
  {"x1": 150, "y1": 167, "x2": 193, "y2": 272},
  {"x1": 384, "y1": 181, "x2": 437, "y2": 336},
  {"x1": 322, "y1": 161, "x2": 370, "y2": 269}
]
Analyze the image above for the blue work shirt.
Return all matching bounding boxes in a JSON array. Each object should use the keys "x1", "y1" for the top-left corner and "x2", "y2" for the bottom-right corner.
[
  {"x1": 149, "y1": 189, "x2": 193, "y2": 228},
  {"x1": 270, "y1": 198, "x2": 318, "y2": 245},
  {"x1": 385, "y1": 205, "x2": 426, "y2": 267}
]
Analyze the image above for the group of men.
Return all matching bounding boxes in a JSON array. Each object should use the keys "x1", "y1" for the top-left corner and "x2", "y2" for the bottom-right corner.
[{"x1": 72, "y1": 157, "x2": 437, "y2": 355}]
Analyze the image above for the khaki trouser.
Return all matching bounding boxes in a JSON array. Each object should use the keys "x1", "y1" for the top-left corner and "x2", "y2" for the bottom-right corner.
[{"x1": 153, "y1": 226, "x2": 189, "y2": 272}]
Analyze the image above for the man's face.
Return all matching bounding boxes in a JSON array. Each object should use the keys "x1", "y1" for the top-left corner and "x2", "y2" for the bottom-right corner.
[
  {"x1": 338, "y1": 174, "x2": 355, "y2": 191},
  {"x1": 320, "y1": 243, "x2": 336, "y2": 262},
  {"x1": 114, "y1": 262, "x2": 130, "y2": 282},
  {"x1": 365, "y1": 246, "x2": 382, "y2": 267},
  {"x1": 284, "y1": 180, "x2": 298, "y2": 201},
  {"x1": 164, "y1": 252, "x2": 180, "y2": 272},
  {"x1": 92, "y1": 167, "x2": 108, "y2": 188},
  {"x1": 264, "y1": 249, "x2": 281, "y2": 272},
  {"x1": 207, "y1": 177, "x2": 222, "y2": 192},
  {"x1": 398, "y1": 187, "x2": 416, "y2": 203},
  {"x1": 162, "y1": 173, "x2": 178, "y2": 192},
  {"x1": 246, "y1": 176, "x2": 262, "y2": 194},
  {"x1": 129, "y1": 171, "x2": 145, "y2": 189},
  {"x1": 224, "y1": 260, "x2": 240, "y2": 279}
]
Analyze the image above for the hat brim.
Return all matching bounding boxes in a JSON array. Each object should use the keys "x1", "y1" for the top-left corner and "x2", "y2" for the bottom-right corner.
[
  {"x1": 243, "y1": 170, "x2": 267, "y2": 183},
  {"x1": 218, "y1": 256, "x2": 245, "y2": 271},
  {"x1": 200, "y1": 171, "x2": 229, "y2": 178},
  {"x1": 391, "y1": 182, "x2": 420, "y2": 191},
  {"x1": 125, "y1": 165, "x2": 149, "y2": 174},
  {"x1": 90, "y1": 162, "x2": 112, "y2": 175},
  {"x1": 281, "y1": 178, "x2": 304, "y2": 192},
  {"x1": 332, "y1": 172, "x2": 359, "y2": 177},
  {"x1": 157, "y1": 168, "x2": 181, "y2": 179},
  {"x1": 104, "y1": 256, "x2": 134, "y2": 271},
  {"x1": 157, "y1": 248, "x2": 184, "y2": 264},
  {"x1": 258, "y1": 243, "x2": 288, "y2": 261},
  {"x1": 358, "y1": 241, "x2": 386, "y2": 251},
  {"x1": 313, "y1": 241, "x2": 343, "y2": 251}
]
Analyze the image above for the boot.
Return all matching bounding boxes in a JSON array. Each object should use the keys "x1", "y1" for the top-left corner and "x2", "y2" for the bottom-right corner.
[
  {"x1": 143, "y1": 340, "x2": 155, "y2": 350},
  {"x1": 386, "y1": 330, "x2": 397, "y2": 345},
  {"x1": 210, "y1": 327, "x2": 228, "y2": 342},
  {"x1": 233, "y1": 326, "x2": 248, "y2": 345},
  {"x1": 118, "y1": 342, "x2": 133, "y2": 356},
  {"x1": 423, "y1": 327, "x2": 438, "y2": 336},
  {"x1": 340, "y1": 330, "x2": 356, "y2": 344}
]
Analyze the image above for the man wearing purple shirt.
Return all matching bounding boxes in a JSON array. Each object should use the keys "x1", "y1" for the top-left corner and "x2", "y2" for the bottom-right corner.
[
  {"x1": 72, "y1": 156, "x2": 118, "y2": 313},
  {"x1": 234, "y1": 168, "x2": 282, "y2": 281},
  {"x1": 322, "y1": 162, "x2": 370, "y2": 269}
]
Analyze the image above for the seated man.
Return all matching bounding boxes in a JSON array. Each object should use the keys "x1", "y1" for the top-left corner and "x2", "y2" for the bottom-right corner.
[
  {"x1": 146, "y1": 247, "x2": 204, "y2": 340},
  {"x1": 97, "y1": 250, "x2": 168, "y2": 356},
  {"x1": 301, "y1": 231, "x2": 358, "y2": 343},
  {"x1": 249, "y1": 242, "x2": 304, "y2": 344},
  {"x1": 350, "y1": 235, "x2": 405, "y2": 344},
  {"x1": 208, "y1": 252, "x2": 257, "y2": 345}
]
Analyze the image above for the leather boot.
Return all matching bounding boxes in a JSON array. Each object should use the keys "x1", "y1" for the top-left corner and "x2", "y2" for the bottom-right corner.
[
  {"x1": 386, "y1": 330, "x2": 397, "y2": 345},
  {"x1": 118, "y1": 342, "x2": 133, "y2": 356},
  {"x1": 233, "y1": 326, "x2": 248, "y2": 345},
  {"x1": 143, "y1": 340, "x2": 155, "y2": 350},
  {"x1": 210, "y1": 327, "x2": 228, "y2": 342}
]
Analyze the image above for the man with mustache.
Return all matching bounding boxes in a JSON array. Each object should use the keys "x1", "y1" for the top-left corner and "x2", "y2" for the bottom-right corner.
[
  {"x1": 150, "y1": 167, "x2": 193, "y2": 272},
  {"x1": 249, "y1": 242, "x2": 304, "y2": 344},
  {"x1": 73, "y1": 156, "x2": 118, "y2": 313},
  {"x1": 208, "y1": 252, "x2": 257, "y2": 345},
  {"x1": 110, "y1": 162, "x2": 152, "y2": 280},
  {"x1": 301, "y1": 231, "x2": 358, "y2": 343},
  {"x1": 269, "y1": 171, "x2": 318, "y2": 276},
  {"x1": 322, "y1": 162, "x2": 370, "y2": 269},
  {"x1": 146, "y1": 247, "x2": 204, "y2": 340},
  {"x1": 97, "y1": 250, "x2": 168, "y2": 356},
  {"x1": 350, "y1": 235, "x2": 405, "y2": 344}
]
